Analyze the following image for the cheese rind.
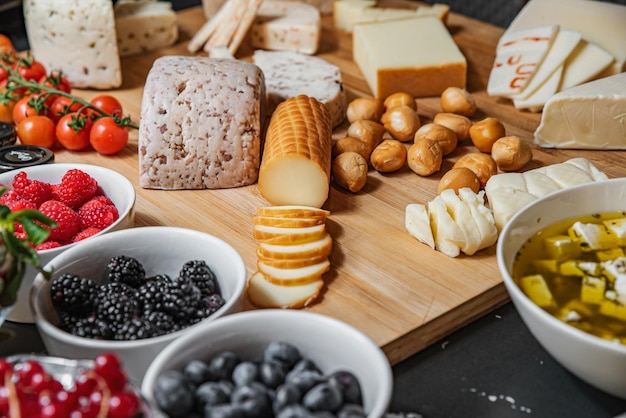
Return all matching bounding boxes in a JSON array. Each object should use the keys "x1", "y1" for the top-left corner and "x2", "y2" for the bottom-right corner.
[
  {"x1": 353, "y1": 16, "x2": 466, "y2": 98},
  {"x1": 534, "y1": 73, "x2": 626, "y2": 149},
  {"x1": 23, "y1": 0, "x2": 122, "y2": 89},
  {"x1": 250, "y1": 0, "x2": 321, "y2": 55},
  {"x1": 114, "y1": 0, "x2": 178, "y2": 57}
]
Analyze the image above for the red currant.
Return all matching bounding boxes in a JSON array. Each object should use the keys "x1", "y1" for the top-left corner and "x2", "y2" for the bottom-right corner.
[
  {"x1": 108, "y1": 390, "x2": 141, "y2": 418},
  {"x1": 16, "y1": 359, "x2": 45, "y2": 385}
]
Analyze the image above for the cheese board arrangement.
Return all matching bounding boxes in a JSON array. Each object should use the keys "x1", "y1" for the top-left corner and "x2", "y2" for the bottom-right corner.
[{"x1": 1, "y1": 0, "x2": 626, "y2": 386}]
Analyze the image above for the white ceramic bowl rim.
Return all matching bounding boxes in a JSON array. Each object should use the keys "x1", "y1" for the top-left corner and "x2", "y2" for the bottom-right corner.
[
  {"x1": 497, "y1": 178, "x2": 626, "y2": 355},
  {"x1": 30, "y1": 226, "x2": 247, "y2": 349}
]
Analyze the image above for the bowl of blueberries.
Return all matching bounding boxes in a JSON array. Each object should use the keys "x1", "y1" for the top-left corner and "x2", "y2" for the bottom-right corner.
[
  {"x1": 29, "y1": 226, "x2": 247, "y2": 385},
  {"x1": 141, "y1": 309, "x2": 393, "y2": 418}
]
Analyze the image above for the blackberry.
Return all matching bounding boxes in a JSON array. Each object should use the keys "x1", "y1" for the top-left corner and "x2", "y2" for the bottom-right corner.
[
  {"x1": 135, "y1": 274, "x2": 172, "y2": 315},
  {"x1": 97, "y1": 281, "x2": 135, "y2": 300},
  {"x1": 163, "y1": 276, "x2": 202, "y2": 321},
  {"x1": 179, "y1": 260, "x2": 218, "y2": 297},
  {"x1": 106, "y1": 255, "x2": 146, "y2": 288},
  {"x1": 96, "y1": 292, "x2": 139, "y2": 334},
  {"x1": 198, "y1": 293, "x2": 226, "y2": 318},
  {"x1": 146, "y1": 311, "x2": 176, "y2": 336},
  {"x1": 67, "y1": 315, "x2": 113, "y2": 340},
  {"x1": 114, "y1": 318, "x2": 158, "y2": 341},
  {"x1": 50, "y1": 273, "x2": 98, "y2": 315}
]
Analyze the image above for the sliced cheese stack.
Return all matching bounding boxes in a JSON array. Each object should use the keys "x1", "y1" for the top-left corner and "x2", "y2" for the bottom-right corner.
[
  {"x1": 487, "y1": 0, "x2": 626, "y2": 111},
  {"x1": 485, "y1": 158, "x2": 609, "y2": 231},
  {"x1": 353, "y1": 16, "x2": 466, "y2": 98},
  {"x1": 247, "y1": 206, "x2": 333, "y2": 309},
  {"x1": 258, "y1": 95, "x2": 333, "y2": 208},
  {"x1": 405, "y1": 188, "x2": 498, "y2": 258}
]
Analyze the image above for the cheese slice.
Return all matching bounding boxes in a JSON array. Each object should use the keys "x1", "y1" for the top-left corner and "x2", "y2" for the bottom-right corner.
[
  {"x1": 512, "y1": 64, "x2": 563, "y2": 112},
  {"x1": 333, "y1": 0, "x2": 376, "y2": 32},
  {"x1": 114, "y1": 0, "x2": 178, "y2": 57},
  {"x1": 486, "y1": 25, "x2": 559, "y2": 97},
  {"x1": 507, "y1": 0, "x2": 626, "y2": 75},
  {"x1": 247, "y1": 271, "x2": 324, "y2": 309},
  {"x1": 251, "y1": 0, "x2": 321, "y2": 55},
  {"x1": 534, "y1": 73, "x2": 626, "y2": 149},
  {"x1": 559, "y1": 40, "x2": 615, "y2": 91},
  {"x1": 23, "y1": 0, "x2": 122, "y2": 89},
  {"x1": 353, "y1": 16, "x2": 466, "y2": 98}
]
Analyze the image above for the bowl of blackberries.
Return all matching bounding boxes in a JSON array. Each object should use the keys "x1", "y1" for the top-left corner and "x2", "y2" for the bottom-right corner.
[
  {"x1": 141, "y1": 309, "x2": 393, "y2": 418},
  {"x1": 29, "y1": 226, "x2": 247, "y2": 384}
]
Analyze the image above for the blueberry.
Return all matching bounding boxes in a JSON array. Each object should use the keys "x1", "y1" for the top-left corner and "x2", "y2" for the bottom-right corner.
[
  {"x1": 232, "y1": 361, "x2": 260, "y2": 387},
  {"x1": 264, "y1": 341, "x2": 302, "y2": 368},
  {"x1": 275, "y1": 404, "x2": 315, "y2": 418},
  {"x1": 327, "y1": 370, "x2": 362, "y2": 405},
  {"x1": 195, "y1": 381, "x2": 231, "y2": 413},
  {"x1": 336, "y1": 403, "x2": 367, "y2": 418},
  {"x1": 217, "y1": 380, "x2": 235, "y2": 398},
  {"x1": 313, "y1": 412, "x2": 337, "y2": 418},
  {"x1": 204, "y1": 404, "x2": 247, "y2": 418},
  {"x1": 153, "y1": 370, "x2": 195, "y2": 417},
  {"x1": 290, "y1": 358, "x2": 322, "y2": 376},
  {"x1": 302, "y1": 382, "x2": 343, "y2": 412},
  {"x1": 231, "y1": 383, "x2": 273, "y2": 417},
  {"x1": 273, "y1": 383, "x2": 302, "y2": 414},
  {"x1": 184, "y1": 359, "x2": 215, "y2": 387},
  {"x1": 209, "y1": 351, "x2": 241, "y2": 381},
  {"x1": 286, "y1": 369, "x2": 325, "y2": 394},
  {"x1": 260, "y1": 359, "x2": 289, "y2": 389}
]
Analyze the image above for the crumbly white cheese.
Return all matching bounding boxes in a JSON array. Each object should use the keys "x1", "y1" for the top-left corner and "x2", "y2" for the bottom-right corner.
[
  {"x1": 138, "y1": 56, "x2": 266, "y2": 190},
  {"x1": 252, "y1": 50, "x2": 346, "y2": 128},
  {"x1": 23, "y1": 0, "x2": 122, "y2": 89},
  {"x1": 114, "y1": 0, "x2": 179, "y2": 57}
]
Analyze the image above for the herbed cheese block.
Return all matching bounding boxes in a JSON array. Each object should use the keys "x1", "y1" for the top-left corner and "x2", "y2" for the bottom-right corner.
[
  {"x1": 353, "y1": 16, "x2": 466, "y2": 98},
  {"x1": 114, "y1": 0, "x2": 178, "y2": 57},
  {"x1": 252, "y1": 50, "x2": 346, "y2": 128},
  {"x1": 250, "y1": 0, "x2": 321, "y2": 55},
  {"x1": 534, "y1": 73, "x2": 626, "y2": 149},
  {"x1": 138, "y1": 56, "x2": 266, "y2": 190},
  {"x1": 23, "y1": 0, "x2": 122, "y2": 89}
]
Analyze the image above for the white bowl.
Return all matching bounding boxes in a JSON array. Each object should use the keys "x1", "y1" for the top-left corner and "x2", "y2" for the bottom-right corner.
[
  {"x1": 141, "y1": 309, "x2": 393, "y2": 417},
  {"x1": 497, "y1": 177, "x2": 626, "y2": 399},
  {"x1": 30, "y1": 226, "x2": 247, "y2": 384},
  {"x1": 0, "y1": 163, "x2": 136, "y2": 323}
]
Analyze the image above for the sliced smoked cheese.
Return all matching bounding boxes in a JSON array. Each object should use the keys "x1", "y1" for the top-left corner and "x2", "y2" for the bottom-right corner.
[
  {"x1": 256, "y1": 205, "x2": 330, "y2": 218},
  {"x1": 247, "y1": 271, "x2": 324, "y2": 309},
  {"x1": 258, "y1": 95, "x2": 332, "y2": 208},
  {"x1": 257, "y1": 233, "x2": 333, "y2": 259},
  {"x1": 251, "y1": 0, "x2": 321, "y2": 55},
  {"x1": 253, "y1": 216, "x2": 325, "y2": 227},
  {"x1": 252, "y1": 224, "x2": 326, "y2": 244},
  {"x1": 258, "y1": 259, "x2": 330, "y2": 285},
  {"x1": 252, "y1": 50, "x2": 347, "y2": 128},
  {"x1": 23, "y1": 0, "x2": 122, "y2": 89},
  {"x1": 353, "y1": 16, "x2": 466, "y2": 98},
  {"x1": 139, "y1": 56, "x2": 265, "y2": 190}
]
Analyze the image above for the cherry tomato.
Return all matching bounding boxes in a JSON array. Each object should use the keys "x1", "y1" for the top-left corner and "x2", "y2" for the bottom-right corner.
[
  {"x1": 89, "y1": 94, "x2": 123, "y2": 118},
  {"x1": 12, "y1": 95, "x2": 44, "y2": 125},
  {"x1": 38, "y1": 72, "x2": 71, "y2": 94},
  {"x1": 56, "y1": 112, "x2": 92, "y2": 151},
  {"x1": 49, "y1": 95, "x2": 83, "y2": 123},
  {"x1": 16, "y1": 58, "x2": 46, "y2": 82},
  {"x1": 89, "y1": 116, "x2": 128, "y2": 155},
  {"x1": 0, "y1": 35, "x2": 14, "y2": 54},
  {"x1": 0, "y1": 98, "x2": 15, "y2": 124},
  {"x1": 16, "y1": 115, "x2": 56, "y2": 148}
]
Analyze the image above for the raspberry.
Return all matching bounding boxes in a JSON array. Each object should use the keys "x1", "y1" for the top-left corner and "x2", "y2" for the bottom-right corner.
[
  {"x1": 52, "y1": 169, "x2": 98, "y2": 208},
  {"x1": 36, "y1": 241, "x2": 62, "y2": 251},
  {"x1": 4, "y1": 197, "x2": 36, "y2": 212},
  {"x1": 78, "y1": 195, "x2": 114, "y2": 218},
  {"x1": 72, "y1": 227, "x2": 102, "y2": 243},
  {"x1": 39, "y1": 200, "x2": 82, "y2": 242},
  {"x1": 10, "y1": 171, "x2": 53, "y2": 208},
  {"x1": 80, "y1": 204, "x2": 119, "y2": 229}
]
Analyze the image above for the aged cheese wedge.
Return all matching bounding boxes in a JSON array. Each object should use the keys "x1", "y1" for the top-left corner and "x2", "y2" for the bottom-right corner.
[
  {"x1": 534, "y1": 73, "x2": 626, "y2": 149},
  {"x1": 252, "y1": 224, "x2": 326, "y2": 244},
  {"x1": 258, "y1": 259, "x2": 330, "y2": 285},
  {"x1": 247, "y1": 271, "x2": 324, "y2": 309},
  {"x1": 257, "y1": 233, "x2": 333, "y2": 260},
  {"x1": 256, "y1": 205, "x2": 330, "y2": 219},
  {"x1": 253, "y1": 216, "x2": 325, "y2": 228},
  {"x1": 258, "y1": 96, "x2": 333, "y2": 208},
  {"x1": 353, "y1": 16, "x2": 466, "y2": 98},
  {"x1": 405, "y1": 203, "x2": 435, "y2": 250}
]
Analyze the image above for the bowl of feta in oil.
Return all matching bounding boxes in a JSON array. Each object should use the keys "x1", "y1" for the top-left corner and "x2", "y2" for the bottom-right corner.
[{"x1": 497, "y1": 177, "x2": 626, "y2": 399}]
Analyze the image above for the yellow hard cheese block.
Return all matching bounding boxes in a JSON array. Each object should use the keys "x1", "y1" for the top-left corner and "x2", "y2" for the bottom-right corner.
[{"x1": 353, "y1": 16, "x2": 466, "y2": 98}]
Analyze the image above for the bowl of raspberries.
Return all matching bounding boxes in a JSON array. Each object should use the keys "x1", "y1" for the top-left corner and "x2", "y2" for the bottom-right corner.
[
  {"x1": 141, "y1": 310, "x2": 393, "y2": 418},
  {"x1": 0, "y1": 163, "x2": 136, "y2": 323},
  {"x1": 29, "y1": 226, "x2": 247, "y2": 384}
]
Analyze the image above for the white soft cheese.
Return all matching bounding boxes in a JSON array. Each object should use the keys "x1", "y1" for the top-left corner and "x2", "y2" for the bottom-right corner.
[{"x1": 23, "y1": 0, "x2": 122, "y2": 89}]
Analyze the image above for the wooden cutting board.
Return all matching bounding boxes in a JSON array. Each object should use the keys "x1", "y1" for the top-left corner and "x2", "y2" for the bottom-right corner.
[{"x1": 52, "y1": 3, "x2": 626, "y2": 366}]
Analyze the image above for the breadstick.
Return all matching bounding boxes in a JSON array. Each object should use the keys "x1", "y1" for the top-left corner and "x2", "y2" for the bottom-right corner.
[
  {"x1": 187, "y1": 0, "x2": 238, "y2": 52},
  {"x1": 204, "y1": 0, "x2": 247, "y2": 50},
  {"x1": 228, "y1": 0, "x2": 264, "y2": 55}
]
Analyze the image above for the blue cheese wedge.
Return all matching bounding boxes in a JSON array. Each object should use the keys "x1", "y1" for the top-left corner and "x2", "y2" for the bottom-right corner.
[
  {"x1": 23, "y1": 0, "x2": 122, "y2": 89},
  {"x1": 114, "y1": 0, "x2": 179, "y2": 57}
]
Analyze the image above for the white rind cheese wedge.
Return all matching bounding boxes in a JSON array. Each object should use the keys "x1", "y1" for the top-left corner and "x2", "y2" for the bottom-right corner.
[
  {"x1": 23, "y1": 0, "x2": 122, "y2": 89},
  {"x1": 251, "y1": 0, "x2": 321, "y2": 55},
  {"x1": 534, "y1": 73, "x2": 626, "y2": 149},
  {"x1": 405, "y1": 204, "x2": 435, "y2": 250},
  {"x1": 247, "y1": 271, "x2": 324, "y2": 309}
]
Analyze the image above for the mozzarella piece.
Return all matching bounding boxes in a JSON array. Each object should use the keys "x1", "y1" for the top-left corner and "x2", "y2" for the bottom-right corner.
[
  {"x1": 439, "y1": 189, "x2": 482, "y2": 255},
  {"x1": 562, "y1": 158, "x2": 609, "y2": 182},
  {"x1": 405, "y1": 203, "x2": 435, "y2": 249},
  {"x1": 485, "y1": 187, "x2": 538, "y2": 232},
  {"x1": 457, "y1": 188, "x2": 498, "y2": 251},
  {"x1": 251, "y1": 0, "x2": 321, "y2": 55},
  {"x1": 484, "y1": 172, "x2": 527, "y2": 197},
  {"x1": 23, "y1": 0, "x2": 122, "y2": 89},
  {"x1": 114, "y1": 0, "x2": 178, "y2": 57},
  {"x1": 428, "y1": 196, "x2": 464, "y2": 258},
  {"x1": 521, "y1": 171, "x2": 560, "y2": 198},
  {"x1": 534, "y1": 73, "x2": 626, "y2": 149},
  {"x1": 486, "y1": 25, "x2": 559, "y2": 97}
]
